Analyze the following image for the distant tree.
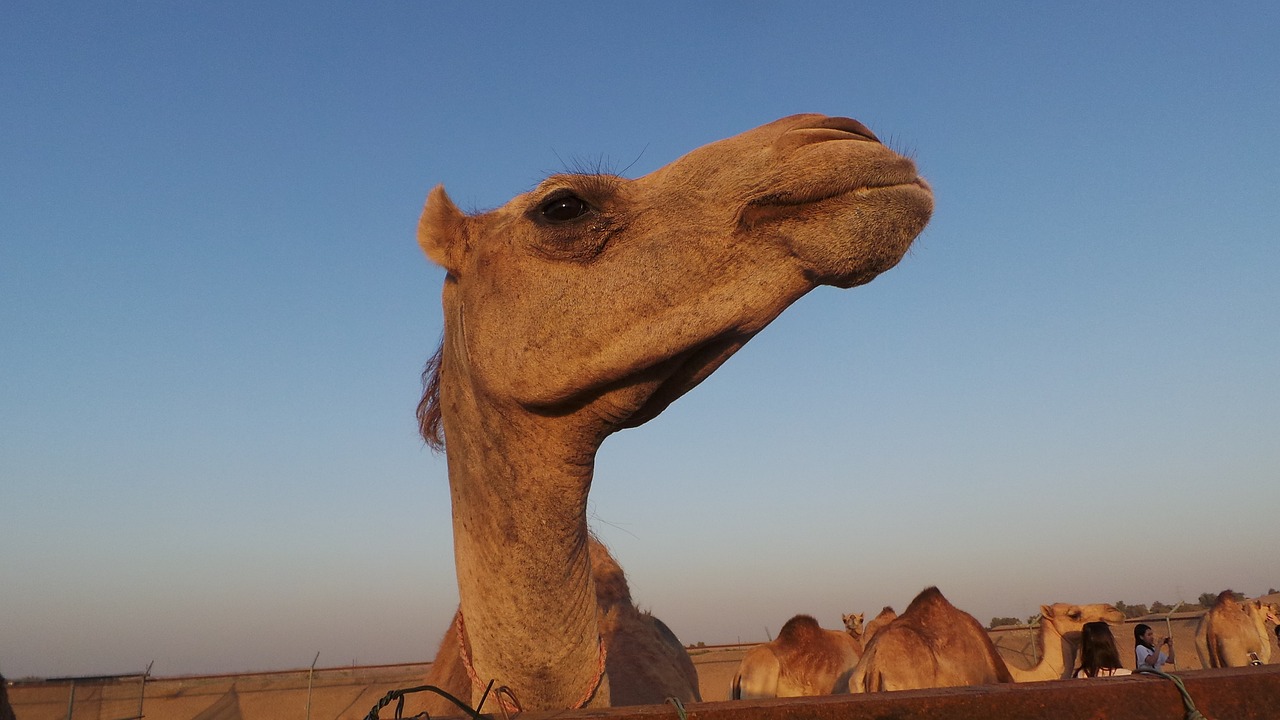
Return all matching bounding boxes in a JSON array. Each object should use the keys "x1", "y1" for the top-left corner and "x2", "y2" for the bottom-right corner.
[
  {"x1": 989, "y1": 616, "x2": 1021, "y2": 629},
  {"x1": 1149, "y1": 601, "x2": 1173, "y2": 614},
  {"x1": 1200, "y1": 590, "x2": 1248, "y2": 607},
  {"x1": 1120, "y1": 603, "x2": 1148, "y2": 618},
  {"x1": 1268, "y1": 588, "x2": 1278, "y2": 595}
]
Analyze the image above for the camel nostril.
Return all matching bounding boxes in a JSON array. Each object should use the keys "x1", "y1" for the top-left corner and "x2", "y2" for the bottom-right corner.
[
  {"x1": 801, "y1": 116, "x2": 879, "y2": 142},
  {"x1": 822, "y1": 117, "x2": 879, "y2": 143},
  {"x1": 777, "y1": 116, "x2": 881, "y2": 151}
]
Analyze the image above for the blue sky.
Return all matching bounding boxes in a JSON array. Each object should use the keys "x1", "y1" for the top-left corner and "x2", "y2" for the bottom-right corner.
[{"x1": 3, "y1": 2, "x2": 1277, "y2": 679}]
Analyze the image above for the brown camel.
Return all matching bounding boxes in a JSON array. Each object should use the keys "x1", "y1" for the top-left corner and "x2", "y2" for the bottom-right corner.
[
  {"x1": 1008, "y1": 602, "x2": 1125, "y2": 681},
  {"x1": 730, "y1": 615, "x2": 862, "y2": 699},
  {"x1": 413, "y1": 114, "x2": 932, "y2": 713},
  {"x1": 848, "y1": 587, "x2": 1014, "y2": 692},
  {"x1": 1194, "y1": 590, "x2": 1280, "y2": 667},
  {"x1": 863, "y1": 605, "x2": 898, "y2": 644}
]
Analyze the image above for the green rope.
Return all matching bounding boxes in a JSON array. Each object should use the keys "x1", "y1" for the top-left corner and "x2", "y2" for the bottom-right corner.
[
  {"x1": 665, "y1": 696, "x2": 688, "y2": 720},
  {"x1": 361, "y1": 684, "x2": 487, "y2": 720},
  {"x1": 1135, "y1": 669, "x2": 1209, "y2": 720}
]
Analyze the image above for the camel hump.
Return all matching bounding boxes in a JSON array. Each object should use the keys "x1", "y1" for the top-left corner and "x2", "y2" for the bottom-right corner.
[
  {"x1": 903, "y1": 586, "x2": 955, "y2": 620},
  {"x1": 909, "y1": 586, "x2": 947, "y2": 607},
  {"x1": 1213, "y1": 589, "x2": 1241, "y2": 608},
  {"x1": 588, "y1": 537, "x2": 634, "y2": 609},
  {"x1": 777, "y1": 614, "x2": 824, "y2": 643}
]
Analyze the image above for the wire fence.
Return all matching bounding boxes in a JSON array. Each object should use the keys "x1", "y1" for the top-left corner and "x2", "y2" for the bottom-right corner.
[{"x1": 13, "y1": 672, "x2": 148, "y2": 720}]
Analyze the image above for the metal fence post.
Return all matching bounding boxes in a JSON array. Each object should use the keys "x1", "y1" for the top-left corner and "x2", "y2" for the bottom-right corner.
[
  {"x1": 135, "y1": 661, "x2": 153, "y2": 720},
  {"x1": 306, "y1": 652, "x2": 319, "y2": 720}
]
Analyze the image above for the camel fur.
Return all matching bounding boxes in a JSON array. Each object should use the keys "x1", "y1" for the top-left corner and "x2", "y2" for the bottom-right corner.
[{"x1": 862, "y1": 605, "x2": 898, "y2": 645}]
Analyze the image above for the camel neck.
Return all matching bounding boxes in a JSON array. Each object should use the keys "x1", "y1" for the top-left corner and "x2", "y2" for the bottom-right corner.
[
  {"x1": 439, "y1": 336, "x2": 608, "y2": 709},
  {"x1": 1043, "y1": 622, "x2": 1071, "y2": 678},
  {"x1": 1033, "y1": 621, "x2": 1070, "y2": 679}
]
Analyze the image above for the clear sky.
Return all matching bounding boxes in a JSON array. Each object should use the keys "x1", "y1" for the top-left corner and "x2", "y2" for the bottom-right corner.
[{"x1": 3, "y1": 2, "x2": 1277, "y2": 680}]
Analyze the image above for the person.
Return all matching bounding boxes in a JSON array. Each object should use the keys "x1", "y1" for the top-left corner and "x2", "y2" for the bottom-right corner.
[
  {"x1": 1134, "y1": 623, "x2": 1174, "y2": 670},
  {"x1": 1073, "y1": 621, "x2": 1131, "y2": 677},
  {"x1": 1258, "y1": 624, "x2": 1280, "y2": 666}
]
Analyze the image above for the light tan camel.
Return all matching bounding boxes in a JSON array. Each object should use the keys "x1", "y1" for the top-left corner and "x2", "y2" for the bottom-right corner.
[
  {"x1": 1008, "y1": 602, "x2": 1125, "y2": 681},
  {"x1": 863, "y1": 606, "x2": 898, "y2": 644},
  {"x1": 1194, "y1": 590, "x2": 1280, "y2": 667},
  {"x1": 730, "y1": 615, "x2": 863, "y2": 699},
  {"x1": 848, "y1": 587, "x2": 1014, "y2": 692},
  {"x1": 842, "y1": 612, "x2": 865, "y2": 643},
  {"x1": 413, "y1": 114, "x2": 932, "y2": 713}
]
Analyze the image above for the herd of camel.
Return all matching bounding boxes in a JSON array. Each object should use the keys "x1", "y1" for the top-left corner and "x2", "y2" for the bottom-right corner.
[
  {"x1": 385, "y1": 112, "x2": 1274, "y2": 716},
  {"x1": 727, "y1": 587, "x2": 1280, "y2": 699},
  {"x1": 3, "y1": 115, "x2": 1270, "y2": 720}
]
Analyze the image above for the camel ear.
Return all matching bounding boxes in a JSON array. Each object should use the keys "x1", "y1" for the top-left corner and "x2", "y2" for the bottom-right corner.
[
  {"x1": 419, "y1": 185, "x2": 468, "y2": 273},
  {"x1": 1040, "y1": 605, "x2": 1053, "y2": 618}
]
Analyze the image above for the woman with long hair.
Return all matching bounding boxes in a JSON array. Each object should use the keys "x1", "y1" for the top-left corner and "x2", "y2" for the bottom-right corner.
[
  {"x1": 1134, "y1": 622, "x2": 1174, "y2": 670},
  {"x1": 1073, "y1": 622, "x2": 1130, "y2": 677}
]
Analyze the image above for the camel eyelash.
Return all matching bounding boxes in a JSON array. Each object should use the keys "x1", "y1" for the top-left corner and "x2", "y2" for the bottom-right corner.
[{"x1": 534, "y1": 174, "x2": 622, "y2": 203}]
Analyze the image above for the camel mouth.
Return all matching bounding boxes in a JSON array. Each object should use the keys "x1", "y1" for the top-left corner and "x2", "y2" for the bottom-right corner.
[
  {"x1": 747, "y1": 174, "x2": 930, "y2": 215},
  {"x1": 835, "y1": 177, "x2": 933, "y2": 206}
]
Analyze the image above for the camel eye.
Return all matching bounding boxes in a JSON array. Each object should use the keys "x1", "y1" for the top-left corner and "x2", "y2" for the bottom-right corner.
[{"x1": 539, "y1": 193, "x2": 592, "y2": 223}]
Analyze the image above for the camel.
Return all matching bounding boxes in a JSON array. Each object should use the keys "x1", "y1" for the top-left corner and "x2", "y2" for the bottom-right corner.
[
  {"x1": 412, "y1": 114, "x2": 933, "y2": 713},
  {"x1": 730, "y1": 615, "x2": 862, "y2": 699},
  {"x1": 1007, "y1": 602, "x2": 1125, "y2": 682},
  {"x1": 1194, "y1": 590, "x2": 1280, "y2": 667},
  {"x1": 848, "y1": 587, "x2": 1014, "y2": 692},
  {"x1": 863, "y1": 606, "x2": 898, "y2": 644},
  {"x1": 842, "y1": 612, "x2": 865, "y2": 643}
]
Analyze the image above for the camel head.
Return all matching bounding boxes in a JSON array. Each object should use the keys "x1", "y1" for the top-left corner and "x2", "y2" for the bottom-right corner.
[
  {"x1": 1245, "y1": 599, "x2": 1280, "y2": 626},
  {"x1": 1039, "y1": 602, "x2": 1125, "y2": 640},
  {"x1": 843, "y1": 612, "x2": 865, "y2": 638},
  {"x1": 418, "y1": 114, "x2": 932, "y2": 444}
]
